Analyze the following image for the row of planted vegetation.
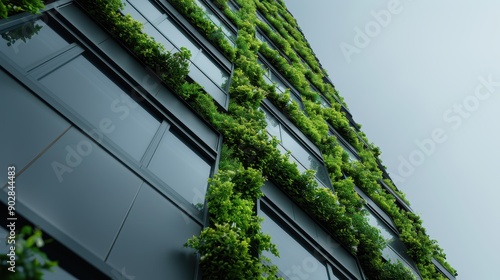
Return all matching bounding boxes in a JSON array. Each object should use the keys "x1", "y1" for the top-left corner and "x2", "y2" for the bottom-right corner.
[{"x1": 3, "y1": 0, "x2": 456, "y2": 278}]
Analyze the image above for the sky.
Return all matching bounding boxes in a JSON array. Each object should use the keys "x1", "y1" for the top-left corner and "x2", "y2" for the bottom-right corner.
[{"x1": 284, "y1": 0, "x2": 500, "y2": 279}]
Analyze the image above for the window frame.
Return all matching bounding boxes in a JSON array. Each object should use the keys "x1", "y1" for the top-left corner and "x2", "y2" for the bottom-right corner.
[
  {"x1": 261, "y1": 101, "x2": 331, "y2": 189},
  {"x1": 123, "y1": 0, "x2": 233, "y2": 109},
  {"x1": 258, "y1": 56, "x2": 304, "y2": 110},
  {"x1": 362, "y1": 205, "x2": 422, "y2": 279},
  {"x1": 259, "y1": 197, "x2": 365, "y2": 280}
]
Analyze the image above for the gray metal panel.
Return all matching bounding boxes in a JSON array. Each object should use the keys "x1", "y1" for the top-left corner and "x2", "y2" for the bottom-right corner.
[
  {"x1": 57, "y1": 3, "x2": 109, "y2": 44},
  {"x1": 0, "y1": 69, "x2": 70, "y2": 184},
  {"x1": 106, "y1": 184, "x2": 201, "y2": 280},
  {"x1": 262, "y1": 181, "x2": 294, "y2": 219},
  {"x1": 16, "y1": 127, "x2": 143, "y2": 260},
  {"x1": 143, "y1": 22, "x2": 176, "y2": 52}
]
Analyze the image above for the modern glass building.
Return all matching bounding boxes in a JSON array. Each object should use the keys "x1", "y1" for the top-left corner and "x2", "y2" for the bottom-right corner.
[{"x1": 0, "y1": 0, "x2": 456, "y2": 279}]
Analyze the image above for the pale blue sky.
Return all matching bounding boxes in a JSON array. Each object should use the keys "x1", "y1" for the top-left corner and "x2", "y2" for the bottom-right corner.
[{"x1": 285, "y1": 0, "x2": 500, "y2": 279}]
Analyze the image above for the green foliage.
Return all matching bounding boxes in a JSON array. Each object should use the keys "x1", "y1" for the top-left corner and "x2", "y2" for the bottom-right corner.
[
  {"x1": 78, "y1": 0, "x2": 190, "y2": 91},
  {"x1": 0, "y1": 0, "x2": 44, "y2": 18},
  {"x1": 78, "y1": 0, "x2": 456, "y2": 278},
  {"x1": 0, "y1": 226, "x2": 57, "y2": 280},
  {"x1": 168, "y1": 0, "x2": 236, "y2": 60},
  {"x1": 186, "y1": 154, "x2": 281, "y2": 279}
]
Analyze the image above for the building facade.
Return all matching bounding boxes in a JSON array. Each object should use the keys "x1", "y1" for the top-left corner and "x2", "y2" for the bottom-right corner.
[{"x1": 0, "y1": 0, "x2": 456, "y2": 279}]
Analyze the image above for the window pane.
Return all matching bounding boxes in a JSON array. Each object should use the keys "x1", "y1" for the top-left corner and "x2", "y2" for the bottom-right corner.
[
  {"x1": 0, "y1": 20, "x2": 69, "y2": 69},
  {"x1": 263, "y1": 110, "x2": 281, "y2": 139},
  {"x1": 261, "y1": 211, "x2": 330, "y2": 280},
  {"x1": 228, "y1": 1, "x2": 239, "y2": 12},
  {"x1": 256, "y1": 32, "x2": 266, "y2": 43},
  {"x1": 281, "y1": 129, "x2": 328, "y2": 186},
  {"x1": 40, "y1": 55, "x2": 160, "y2": 161},
  {"x1": 194, "y1": 51, "x2": 229, "y2": 89},
  {"x1": 147, "y1": 131, "x2": 211, "y2": 209},
  {"x1": 270, "y1": 72, "x2": 287, "y2": 93},
  {"x1": 157, "y1": 17, "x2": 198, "y2": 54},
  {"x1": 365, "y1": 209, "x2": 395, "y2": 243},
  {"x1": 320, "y1": 96, "x2": 331, "y2": 108},
  {"x1": 338, "y1": 140, "x2": 358, "y2": 161},
  {"x1": 127, "y1": 0, "x2": 163, "y2": 22}
]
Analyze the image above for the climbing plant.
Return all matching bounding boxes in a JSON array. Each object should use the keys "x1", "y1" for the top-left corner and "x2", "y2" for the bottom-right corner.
[{"x1": 76, "y1": 0, "x2": 456, "y2": 278}]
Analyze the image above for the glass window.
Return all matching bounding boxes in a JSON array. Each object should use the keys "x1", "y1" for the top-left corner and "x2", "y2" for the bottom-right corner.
[
  {"x1": 339, "y1": 140, "x2": 358, "y2": 161},
  {"x1": 364, "y1": 208, "x2": 421, "y2": 278},
  {"x1": 39, "y1": 55, "x2": 161, "y2": 161},
  {"x1": 256, "y1": 32, "x2": 267, "y2": 43},
  {"x1": 127, "y1": 0, "x2": 163, "y2": 22},
  {"x1": 264, "y1": 108, "x2": 281, "y2": 138},
  {"x1": 259, "y1": 60, "x2": 303, "y2": 109},
  {"x1": 157, "y1": 17, "x2": 198, "y2": 54},
  {"x1": 194, "y1": 51, "x2": 229, "y2": 88},
  {"x1": 0, "y1": 20, "x2": 70, "y2": 69},
  {"x1": 125, "y1": 0, "x2": 230, "y2": 92},
  {"x1": 156, "y1": 14, "x2": 229, "y2": 90},
  {"x1": 147, "y1": 130, "x2": 211, "y2": 209},
  {"x1": 262, "y1": 108, "x2": 329, "y2": 188},
  {"x1": 319, "y1": 95, "x2": 331, "y2": 109},
  {"x1": 193, "y1": 0, "x2": 236, "y2": 43},
  {"x1": 261, "y1": 210, "x2": 330, "y2": 280},
  {"x1": 281, "y1": 130, "x2": 329, "y2": 187},
  {"x1": 228, "y1": 1, "x2": 239, "y2": 12},
  {"x1": 256, "y1": 12, "x2": 267, "y2": 24},
  {"x1": 365, "y1": 208, "x2": 395, "y2": 243}
]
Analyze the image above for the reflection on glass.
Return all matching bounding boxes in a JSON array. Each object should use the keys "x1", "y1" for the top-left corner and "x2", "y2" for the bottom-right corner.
[
  {"x1": 127, "y1": 0, "x2": 163, "y2": 22},
  {"x1": 147, "y1": 131, "x2": 211, "y2": 209},
  {"x1": 365, "y1": 208, "x2": 395, "y2": 243},
  {"x1": 40, "y1": 55, "x2": 160, "y2": 161},
  {"x1": 262, "y1": 108, "x2": 329, "y2": 188},
  {"x1": 261, "y1": 211, "x2": 330, "y2": 280},
  {"x1": 193, "y1": 0, "x2": 236, "y2": 43},
  {"x1": 157, "y1": 17, "x2": 198, "y2": 54},
  {"x1": 364, "y1": 207, "x2": 420, "y2": 278},
  {"x1": 338, "y1": 140, "x2": 358, "y2": 161},
  {"x1": 228, "y1": 1, "x2": 239, "y2": 12},
  {"x1": 0, "y1": 20, "x2": 69, "y2": 69},
  {"x1": 153, "y1": 13, "x2": 229, "y2": 90},
  {"x1": 195, "y1": 51, "x2": 229, "y2": 88},
  {"x1": 319, "y1": 95, "x2": 331, "y2": 108},
  {"x1": 264, "y1": 110, "x2": 281, "y2": 138}
]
